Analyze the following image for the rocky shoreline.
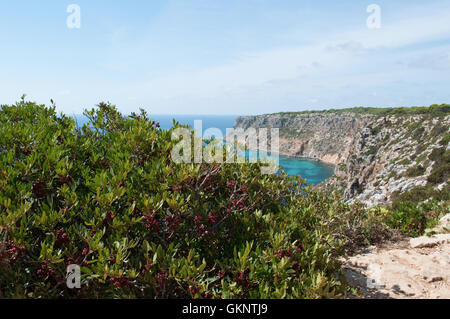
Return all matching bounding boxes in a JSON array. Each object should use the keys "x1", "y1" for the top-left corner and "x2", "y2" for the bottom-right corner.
[{"x1": 233, "y1": 110, "x2": 449, "y2": 207}]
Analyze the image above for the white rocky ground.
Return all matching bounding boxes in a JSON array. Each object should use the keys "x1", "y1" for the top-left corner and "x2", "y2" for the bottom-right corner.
[{"x1": 342, "y1": 214, "x2": 450, "y2": 299}]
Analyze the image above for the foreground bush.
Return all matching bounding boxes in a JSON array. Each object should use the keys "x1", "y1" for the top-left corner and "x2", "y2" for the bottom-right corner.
[
  {"x1": 0, "y1": 100, "x2": 443, "y2": 299},
  {"x1": 0, "y1": 100, "x2": 354, "y2": 298}
]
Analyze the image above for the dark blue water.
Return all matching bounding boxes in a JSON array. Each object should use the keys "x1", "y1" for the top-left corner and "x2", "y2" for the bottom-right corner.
[{"x1": 71, "y1": 114, "x2": 334, "y2": 184}]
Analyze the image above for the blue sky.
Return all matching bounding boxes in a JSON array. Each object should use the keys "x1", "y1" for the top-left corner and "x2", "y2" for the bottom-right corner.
[{"x1": 1, "y1": 0, "x2": 450, "y2": 115}]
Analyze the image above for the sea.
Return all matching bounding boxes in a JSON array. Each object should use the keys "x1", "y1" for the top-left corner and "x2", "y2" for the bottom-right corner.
[{"x1": 72, "y1": 114, "x2": 334, "y2": 185}]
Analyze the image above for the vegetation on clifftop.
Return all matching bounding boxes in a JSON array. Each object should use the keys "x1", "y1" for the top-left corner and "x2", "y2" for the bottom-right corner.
[{"x1": 270, "y1": 104, "x2": 450, "y2": 117}]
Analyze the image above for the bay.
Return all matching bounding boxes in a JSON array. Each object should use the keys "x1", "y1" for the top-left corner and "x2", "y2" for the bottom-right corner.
[{"x1": 72, "y1": 114, "x2": 334, "y2": 184}]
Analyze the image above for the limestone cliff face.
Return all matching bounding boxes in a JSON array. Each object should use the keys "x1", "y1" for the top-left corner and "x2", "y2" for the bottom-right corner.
[
  {"x1": 234, "y1": 112, "x2": 450, "y2": 207},
  {"x1": 234, "y1": 113, "x2": 374, "y2": 165}
]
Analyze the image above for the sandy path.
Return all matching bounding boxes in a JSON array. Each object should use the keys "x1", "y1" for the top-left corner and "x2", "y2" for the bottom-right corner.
[{"x1": 342, "y1": 234, "x2": 450, "y2": 299}]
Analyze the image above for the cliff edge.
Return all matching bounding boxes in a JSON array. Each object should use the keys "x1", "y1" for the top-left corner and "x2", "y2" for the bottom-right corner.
[{"x1": 233, "y1": 106, "x2": 450, "y2": 207}]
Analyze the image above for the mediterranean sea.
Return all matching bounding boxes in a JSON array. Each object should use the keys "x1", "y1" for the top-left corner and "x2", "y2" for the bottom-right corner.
[{"x1": 72, "y1": 114, "x2": 334, "y2": 185}]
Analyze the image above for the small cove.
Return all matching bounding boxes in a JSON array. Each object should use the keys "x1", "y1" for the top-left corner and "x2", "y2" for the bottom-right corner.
[{"x1": 73, "y1": 114, "x2": 335, "y2": 185}]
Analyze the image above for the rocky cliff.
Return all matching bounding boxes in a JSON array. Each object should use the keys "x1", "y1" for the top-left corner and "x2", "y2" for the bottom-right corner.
[{"x1": 233, "y1": 107, "x2": 450, "y2": 207}]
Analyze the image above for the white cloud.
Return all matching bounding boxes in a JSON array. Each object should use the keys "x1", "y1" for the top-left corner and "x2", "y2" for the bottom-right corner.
[
  {"x1": 137, "y1": 5, "x2": 450, "y2": 112},
  {"x1": 408, "y1": 52, "x2": 450, "y2": 70},
  {"x1": 58, "y1": 90, "x2": 71, "y2": 96}
]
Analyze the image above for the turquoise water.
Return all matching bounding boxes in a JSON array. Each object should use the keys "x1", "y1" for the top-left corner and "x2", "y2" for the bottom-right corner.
[
  {"x1": 72, "y1": 114, "x2": 334, "y2": 184},
  {"x1": 242, "y1": 150, "x2": 334, "y2": 185},
  {"x1": 278, "y1": 155, "x2": 334, "y2": 184}
]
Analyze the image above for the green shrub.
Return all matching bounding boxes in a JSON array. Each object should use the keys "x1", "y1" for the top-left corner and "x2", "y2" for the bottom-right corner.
[
  {"x1": 428, "y1": 147, "x2": 445, "y2": 162},
  {"x1": 430, "y1": 124, "x2": 448, "y2": 138},
  {"x1": 321, "y1": 202, "x2": 393, "y2": 254},
  {"x1": 364, "y1": 146, "x2": 378, "y2": 157},
  {"x1": 440, "y1": 134, "x2": 450, "y2": 146},
  {"x1": 414, "y1": 143, "x2": 427, "y2": 157},
  {"x1": 387, "y1": 202, "x2": 426, "y2": 237},
  {"x1": 405, "y1": 165, "x2": 426, "y2": 177},
  {"x1": 387, "y1": 201, "x2": 447, "y2": 237},
  {"x1": 2, "y1": 100, "x2": 374, "y2": 299},
  {"x1": 427, "y1": 164, "x2": 450, "y2": 185},
  {"x1": 272, "y1": 104, "x2": 450, "y2": 117},
  {"x1": 397, "y1": 159, "x2": 411, "y2": 166},
  {"x1": 391, "y1": 184, "x2": 449, "y2": 206},
  {"x1": 427, "y1": 147, "x2": 450, "y2": 185},
  {"x1": 412, "y1": 127, "x2": 425, "y2": 141}
]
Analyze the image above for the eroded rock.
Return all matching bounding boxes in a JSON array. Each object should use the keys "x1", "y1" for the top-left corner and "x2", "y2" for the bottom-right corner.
[{"x1": 343, "y1": 235, "x2": 450, "y2": 299}]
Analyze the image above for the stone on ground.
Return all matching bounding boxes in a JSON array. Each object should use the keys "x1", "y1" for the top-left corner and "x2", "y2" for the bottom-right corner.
[{"x1": 342, "y1": 233, "x2": 450, "y2": 299}]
